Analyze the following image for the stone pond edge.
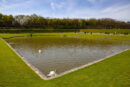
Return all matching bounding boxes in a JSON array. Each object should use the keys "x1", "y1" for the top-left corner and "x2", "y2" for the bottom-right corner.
[{"x1": 2, "y1": 38, "x2": 129, "y2": 80}]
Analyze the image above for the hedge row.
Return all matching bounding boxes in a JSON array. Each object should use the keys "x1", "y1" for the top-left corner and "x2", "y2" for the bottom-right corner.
[{"x1": 0, "y1": 29, "x2": 79, "y2": 33}]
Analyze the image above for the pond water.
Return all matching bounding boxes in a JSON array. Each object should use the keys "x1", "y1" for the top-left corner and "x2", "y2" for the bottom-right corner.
[{"x1": 6, "y1": 36, "x2": 130, "y2": 77}]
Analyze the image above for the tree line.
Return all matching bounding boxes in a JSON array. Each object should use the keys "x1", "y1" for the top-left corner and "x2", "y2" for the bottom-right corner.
[{"x1": 0, "y1": 13, "x2": 130, "y2": 29}]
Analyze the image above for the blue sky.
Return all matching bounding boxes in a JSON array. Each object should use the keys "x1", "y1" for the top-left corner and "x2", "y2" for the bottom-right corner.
[{"x1": 0, "y1": 0, "x2": 130, "y2": 21}]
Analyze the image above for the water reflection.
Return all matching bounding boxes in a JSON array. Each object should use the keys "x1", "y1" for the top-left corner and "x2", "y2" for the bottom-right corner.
[{"x1": 6, "y1": 36, "x2": 130, "y2": 76}]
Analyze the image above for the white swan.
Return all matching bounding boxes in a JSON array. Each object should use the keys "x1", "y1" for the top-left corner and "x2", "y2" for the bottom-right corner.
[
  {"x1": 38, "y1": 50, "x2": 41, "y2": 53},
  {"x1": 47, "y1": 71, "x2": 56, "y2": 77}
]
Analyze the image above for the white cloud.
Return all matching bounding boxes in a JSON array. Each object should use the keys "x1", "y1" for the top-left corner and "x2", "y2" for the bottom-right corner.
[
  {"x1": 101, "y1": 4, "x2": 130, "y2": 21},
  {"x1": 50, "y1": 0, "x2": 65, "y2": 10},
  {"x1": 0, "y1": 0, "x2": 33, "y2": 11},
  {"x1": 87, "y1": 0, "x2": 97, "y2": 3},
  {"x1": 0, "y1": 0, "x2": 7, "y2": 7},
  {"x1": 0, "y1": 0, "x2": 40, "y2": 15},
  {"x1": 0, "y1": 0, "x2": 52, "y2": 17},
  {"x1": 102, "y1": 4, "x2": 130, "y2": 13},
  {"x1": 52, "y1": 2, "x2": 130, "y2": 21},
  {"x1": 87, "y1": 0, "x2": 106, "y2": 4},
  {"x1": 0, "y1": 0, "x2": 130, "y2": 21},
  {"x1": 50, "y1": 2, "x2": 55, "y2": 10},
  {"x1": 2, "y1": 0, "x2": 7, "y2": 3}
]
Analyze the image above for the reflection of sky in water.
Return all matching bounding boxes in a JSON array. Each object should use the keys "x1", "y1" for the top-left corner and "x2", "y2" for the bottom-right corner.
[{"x1": 6, "y1": 37, "x2": 130, "y2": 76}]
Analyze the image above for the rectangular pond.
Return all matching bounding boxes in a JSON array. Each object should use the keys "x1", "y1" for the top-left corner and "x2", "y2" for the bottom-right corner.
[{"x1": 5, "y1": 36, "x2": 130, "y2": 78}]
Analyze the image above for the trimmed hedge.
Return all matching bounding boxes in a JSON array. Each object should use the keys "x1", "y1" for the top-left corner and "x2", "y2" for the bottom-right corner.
[{"x1": 0, "y1": 29, "x2": 79, "y2": 33}]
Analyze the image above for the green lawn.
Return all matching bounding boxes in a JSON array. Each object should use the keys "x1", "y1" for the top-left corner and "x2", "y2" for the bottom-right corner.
[
  {"x1": 0, "y1": 33, "x2": 130, "y2": 87},
  {"x1": 80, "y1": 29, "x2": 130, "y2": 33},
  {"x1": 0, "y1": 29, "x2": 130, "y2": 34},
  {"x1": 0, "y1": 32, "x2": 130, "y2": 40}
]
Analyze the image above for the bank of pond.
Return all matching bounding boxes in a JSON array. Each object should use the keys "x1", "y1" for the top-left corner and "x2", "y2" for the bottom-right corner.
[{"x1": 5, "y1": 36, "x2": 130, "y2": 79}]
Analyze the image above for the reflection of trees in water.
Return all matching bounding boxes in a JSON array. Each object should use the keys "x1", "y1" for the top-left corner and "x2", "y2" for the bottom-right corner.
[
  {"x1": 6, "y1": 36, "x2": 130, "y2": 53},
  {"x1": 7, "y1": 36, "x2": 121, "y2": 44},
  {"x1": 6, "y1": 36, "x2": 130, "y2": 76}
]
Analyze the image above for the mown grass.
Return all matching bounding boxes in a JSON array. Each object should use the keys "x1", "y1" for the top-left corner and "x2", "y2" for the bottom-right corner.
[
  {"x1": 0, "y1": 33, "x2": 130, "y2": 87},
  {"x1": 80, "y1": 29, "x2": 130, "y2": 33},
  {"x1": 0, "y1": 29, "x2": 130, "y2": 34},
  {"x1": 0, "y1": 33, "x2": 130, "y2": 40}
]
